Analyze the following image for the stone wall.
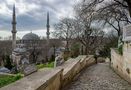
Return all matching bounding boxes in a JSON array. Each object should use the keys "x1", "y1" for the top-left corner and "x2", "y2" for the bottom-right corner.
[
  {"x1": 61, "y1": 55, "x2": 95, "y2": 87},
  {"x1": 0, "y1": 55, "x2": 95, "y2": 90},
  {"x1": 111, "y1": 48, "x2": 131, "y2": 84}
]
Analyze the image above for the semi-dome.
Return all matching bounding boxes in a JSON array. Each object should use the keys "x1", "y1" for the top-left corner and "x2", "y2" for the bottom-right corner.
[{"x1": 22, "y1": 32, "x2": 40, "y2": 40}]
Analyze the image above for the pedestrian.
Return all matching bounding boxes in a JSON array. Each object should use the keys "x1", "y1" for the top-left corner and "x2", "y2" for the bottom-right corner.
[
  {"x1": 94, "y1": 54, "x2": 98, "y2": 64},
  {"x1": 94, "y1": 49, "x2": 99, "y2": 64}
]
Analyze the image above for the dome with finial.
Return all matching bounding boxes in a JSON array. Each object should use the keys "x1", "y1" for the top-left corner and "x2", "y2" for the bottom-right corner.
[{"x1": 22, "y1": 32, "x2": 40, "y2": 40}]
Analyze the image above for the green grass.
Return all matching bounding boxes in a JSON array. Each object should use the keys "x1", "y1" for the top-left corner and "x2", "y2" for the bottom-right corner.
[
  {"x1": 0, "y1": 74, "x2": 23, "y2": 88},
  {"x1": 37, "y1": 62, "x2": 54, "y2": 69}
]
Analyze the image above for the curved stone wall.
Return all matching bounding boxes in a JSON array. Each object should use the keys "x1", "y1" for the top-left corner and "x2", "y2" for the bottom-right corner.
[{"x1": 0, "y1": 55, "x2": 95, "y2": 90}]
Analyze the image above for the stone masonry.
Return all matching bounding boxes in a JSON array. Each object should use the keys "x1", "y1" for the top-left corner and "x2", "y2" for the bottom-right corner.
[{"x1": 63, "y1": 63, "x2": 131, "y2": 90}]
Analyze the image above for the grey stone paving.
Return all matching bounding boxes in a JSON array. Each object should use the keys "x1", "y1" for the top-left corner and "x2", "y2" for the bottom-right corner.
[{"x1": 63, "y1": 63, "x2": 131, "y2": 90}]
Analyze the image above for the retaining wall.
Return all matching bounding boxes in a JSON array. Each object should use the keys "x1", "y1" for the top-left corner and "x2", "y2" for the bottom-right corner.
[
  {"x1": 0, "y1": 55, "x2": 95, "y2": 90},
  {"x1": 111, "y1": 48, "x2": 131, "y2": 84}
]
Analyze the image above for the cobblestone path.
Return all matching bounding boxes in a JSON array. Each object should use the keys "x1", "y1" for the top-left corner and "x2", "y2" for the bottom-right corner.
[{"x1": 63, "y1": 63, "x2": 131, "y2": 90}]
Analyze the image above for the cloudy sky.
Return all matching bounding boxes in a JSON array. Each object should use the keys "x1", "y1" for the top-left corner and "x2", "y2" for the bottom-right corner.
[{"x1": 0, "y1": 0, "x2": 79, "y2": 39}]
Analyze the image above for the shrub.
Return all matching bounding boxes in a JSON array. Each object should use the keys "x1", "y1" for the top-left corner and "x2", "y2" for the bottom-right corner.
[
  {"x1": 70, "y1": 43, "x2": 80, "y2": 58},
  {"x1": 99, "y1": 36, "x2": 118, "y2": 58},
  {"x1": 4, "y1": 55, "x2": 13, "y2": 70},
  {"x1": 37, "y1": 61, "x2": 54, "y2": 69},
  {"x1": 118, "y1": 44, "x2": 123, "y2": 55},
  {"x1": 49, "y1": 55, "x2": 55, "y2": 62},
  {"x1": 63, "y1": 51, "x2": 70, "y2": 61}
]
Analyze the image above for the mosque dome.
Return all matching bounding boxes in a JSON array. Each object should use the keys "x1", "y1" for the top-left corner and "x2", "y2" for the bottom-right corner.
[{"x1": 22, "y1": 32, "x2": 40, "y2": 40}]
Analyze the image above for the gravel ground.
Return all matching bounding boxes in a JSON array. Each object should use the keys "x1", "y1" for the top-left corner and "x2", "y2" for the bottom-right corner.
[{"x1": 63, "y1": 63, "x2": 131, "y2": 90}]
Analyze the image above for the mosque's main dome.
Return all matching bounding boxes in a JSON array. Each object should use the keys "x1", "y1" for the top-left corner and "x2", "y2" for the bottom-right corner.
[{"x1": 22, "y1": 32, "x2": 40, "y2": 40}]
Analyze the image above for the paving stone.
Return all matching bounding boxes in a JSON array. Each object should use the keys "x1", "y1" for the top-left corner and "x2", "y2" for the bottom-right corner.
[{"x1": 63, "y1": 63, "x2": 131, "y2": 90}]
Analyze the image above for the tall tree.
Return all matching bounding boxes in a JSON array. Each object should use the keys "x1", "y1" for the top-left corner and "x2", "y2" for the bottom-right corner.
[
  {"x1": 74, "y1": 1, "x2": 105, "y2": 54},
  {"x1": 76, "y1": 0, "x2": 131, "y2": 37},
  {"x1": 74, "y1": 18, "x2": 104, "y2": 54},
  {"x1": 54, "y1": 18, "x2": 76, "y2": 51}
]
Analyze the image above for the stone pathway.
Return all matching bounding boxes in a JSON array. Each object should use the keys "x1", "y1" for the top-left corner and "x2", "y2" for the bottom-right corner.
[{"x1": 63, "y1": 63, "x2": 131, "y2": 90}]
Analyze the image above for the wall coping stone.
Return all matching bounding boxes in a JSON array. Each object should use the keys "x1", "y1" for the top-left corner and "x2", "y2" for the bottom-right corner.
[
  {"x1": 0, "y1": 68, "x2": 63, "y2": 90},
  {"x1": 0, "y1": 55, "x2": 95, "y2": 90}
]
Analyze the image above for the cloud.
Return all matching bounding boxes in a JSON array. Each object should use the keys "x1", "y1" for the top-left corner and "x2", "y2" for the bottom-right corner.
[
  {"x1": 0, "y1": 2, "x2": 12, "y2": 17},
  {"x1": 0, "y1": 0, "x2": 79, "y2": 38}
]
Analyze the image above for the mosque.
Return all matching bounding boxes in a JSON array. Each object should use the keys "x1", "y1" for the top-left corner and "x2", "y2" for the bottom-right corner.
[{"x1": 10, "y1": 5, "x2": 63, "y2": 69}]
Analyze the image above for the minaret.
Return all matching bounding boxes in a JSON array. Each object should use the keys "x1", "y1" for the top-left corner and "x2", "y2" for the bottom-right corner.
[
  {"x1": 12, "y1": 5, "x2": 17, "y2": 50},
  {"x1": 46, "y1": 12, "x2": 50, "y2": 44}
]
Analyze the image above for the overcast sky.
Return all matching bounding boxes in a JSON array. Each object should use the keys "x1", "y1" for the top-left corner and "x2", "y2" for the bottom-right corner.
[{"x1": 0, "y1": 0, "x2": 79, "y2": 39}]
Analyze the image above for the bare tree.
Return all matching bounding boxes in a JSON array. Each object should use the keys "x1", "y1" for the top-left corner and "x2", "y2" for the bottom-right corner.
[
  {"x1": 76, "y1": 0, "x2": 131, "y2": 37},
  {"x1": 113, "y1": 0, "x2": 131, "y2": 17},
  {"x1": 0, "y1": 40, "x2": 12, "y2": 66},
  {"x1": 74, "y1": 18, "x2": 104, "y2": 54},
  {"x1": 81, "y1": 0, "x2": 131, "y2": 17},
  {"x1": 96, "y1": 0, "x2": 131, "y2": 36},
  {"x1": 73, "y1": 2, "x2": 105, "y2": 54},
  {"x1": 53, "y1": 18, "x2": 76, "y2": 51}
]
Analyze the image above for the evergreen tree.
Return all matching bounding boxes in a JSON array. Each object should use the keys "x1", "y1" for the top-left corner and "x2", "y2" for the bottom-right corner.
[{"x1": 4, "y1": 55, "x2": 13, "y2": 70}]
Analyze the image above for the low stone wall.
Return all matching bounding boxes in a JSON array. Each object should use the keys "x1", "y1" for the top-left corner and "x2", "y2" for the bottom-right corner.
[
  {"x1": 59, "y1": 55, "x2": 95, "y2": 87},
  {"x1": 111, "y1": 48, "x2": 131, "y2": 84},
  {"x1": 0, "y1": 68, "x2": 63, "y2": 90},
  {"x1": 0, "y1": 55, "x2": 95, "y2": 90}
]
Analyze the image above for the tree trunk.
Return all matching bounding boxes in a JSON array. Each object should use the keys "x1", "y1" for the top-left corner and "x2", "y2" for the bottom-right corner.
[
  {"x1": 66, "y1": 39, "x2": 69, "y2": 51},
  {"x1": 117, "y1": 30, "x2": 121, "y2": 37},
  {"x1": 81, "y1": 45, "x2": 84, "y2": 55},
  {"x1": 125, "y1": 0, "x2": 131, "y2": 17},
  {"x1": 84, "y1": 46, "x2": 88, "y2": 55}
]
